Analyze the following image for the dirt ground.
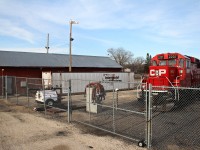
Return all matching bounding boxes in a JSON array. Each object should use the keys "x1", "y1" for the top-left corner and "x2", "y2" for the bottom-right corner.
[{"x1": 0, "y1": 99, "x2": 145, "y2": 150}]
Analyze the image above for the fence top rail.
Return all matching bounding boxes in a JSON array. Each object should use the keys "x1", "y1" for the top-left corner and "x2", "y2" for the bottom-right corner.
[
  {"x1": 1, "y1": 76, "x2": 44, "y2": 79},
  {"x1": 152, "y1": 86, "x2": 200, "y2": 90}
]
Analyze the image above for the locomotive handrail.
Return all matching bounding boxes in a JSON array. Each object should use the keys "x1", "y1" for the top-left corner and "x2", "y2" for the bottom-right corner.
[
  {"x1": 164, "y1": 76, "x2": 181, "y2": 101},
  {"x1": 175, "y1": 75, "x2": 181, "y2": 86},
  {"x1": 174, "y1": 76, "x2": 181, "y2": 101},
  {"x1": 163, "y1": 76, "x2": 174, "y2": 87},
  {"x1": 165, "y1": 75, "x2": 181, "y2": 102}
]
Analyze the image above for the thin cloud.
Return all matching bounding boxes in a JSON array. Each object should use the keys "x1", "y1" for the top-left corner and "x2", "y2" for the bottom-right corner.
[
  {"x1": 0, "y1": 19, "x2": 34, "y2": 43},
  {"x1": 1, "y1": 0, "x2": 200, "y2": 34},
  {"x1": 0, "y1": 0, "x2": 200, "y2": 57}
]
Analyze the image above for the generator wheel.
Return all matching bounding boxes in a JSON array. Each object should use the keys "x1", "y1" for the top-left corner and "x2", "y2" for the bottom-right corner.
[
  {"x1": 46, "y1": 99, "x2": 54, "y2": 106},
  {"x1": 138, "y1": 140, "x2": 146, "y2": 147}
]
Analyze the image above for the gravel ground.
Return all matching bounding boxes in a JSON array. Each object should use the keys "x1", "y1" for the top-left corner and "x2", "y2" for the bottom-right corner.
[{"x1": 0, "y1": 99, "x2": 145, "y2": 150}]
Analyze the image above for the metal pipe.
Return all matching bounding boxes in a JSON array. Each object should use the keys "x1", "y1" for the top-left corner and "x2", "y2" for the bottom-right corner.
[
  {"x1": 175, "y1": 76, "x2": 181, "y2": 86},
  {"x1": 112, "y1": 82, "x2": 115, "y2": 132},
  {"x1": 88, "y1": 81, "x2": 91, "y2": 122},
  {"x1": 115, "y1": 89, "x2": 118, "y2": 108},
  {"x1": 1, "y1": 69, "x2": 4, "y2": 98},
  {"x1": 43, "y1": 79, "x2": 47, "y2": 116},
  {"x1": 15, "y1": 77, "x2": 18, "y2": 105},
  {"x1": 146, "y1": 83, "x2": 152, "y2": 148},
  {"x1": 5, "y1": 76, "x2": 7, "y2": 100},
  {"x1": 68, "y1": 80, "x2": 70, "y2": 123},
  {"x1": 175, "y1": 76, "x2": 181, "y2": 101},
  {"x1": 26, "y1": 78, "x2": 29, "y2": 110},
  {"x1": 69, "y1": 80, "x2": 72, "y2": 121}
]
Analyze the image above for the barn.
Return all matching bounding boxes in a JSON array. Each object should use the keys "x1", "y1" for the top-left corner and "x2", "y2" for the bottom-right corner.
[{"x1": 0, "y1": 51, "x2": 122, "y2": 78}]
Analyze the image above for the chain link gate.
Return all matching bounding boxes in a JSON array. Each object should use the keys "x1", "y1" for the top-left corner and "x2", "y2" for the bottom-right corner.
[{"x1": 67, "y1": 79, "x2": 152, "y2": 148}]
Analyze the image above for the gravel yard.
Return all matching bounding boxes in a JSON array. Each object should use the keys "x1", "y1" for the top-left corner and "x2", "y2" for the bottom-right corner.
[{"x1": 0, "y1": 99, "x2": 144, "y2": 150}]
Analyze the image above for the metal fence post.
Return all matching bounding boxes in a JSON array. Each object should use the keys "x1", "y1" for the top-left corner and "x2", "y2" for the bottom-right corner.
[
  {"x1": 115, "y1": 88, "x2": 119, "y2": 108},
  {"x1": 68, "y1": 79, "x2": 72, "y2": 123},
  {"x1": 88, "y1": 81, "x2": 91, "y2": 122},
  {"x1": 26, "y1": 78, "x2": 30, "y2": 110},
  {"x1": 5, "y1": 76, "x2": 7, "y2": 100},
  {"x1": 1, "y1": 76, "x2": 3, "y2": 98},
  {"x1": 15, "y1": 77, "x2": 18, "y2": 105},
  {"x1": 43, "y1": 79, "x2": 47, "y2": 116},
  {"x1": 146, "y1": 83, "x2": 152, "y2": 148},
  {"x1": 112, "y1": 81, "x2": 116, "y2": 133}
]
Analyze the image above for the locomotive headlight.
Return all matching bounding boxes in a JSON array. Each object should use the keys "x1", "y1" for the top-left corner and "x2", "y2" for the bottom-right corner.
[{"x1": 179, "y1": 70, "x2": 183, "y2": 74}]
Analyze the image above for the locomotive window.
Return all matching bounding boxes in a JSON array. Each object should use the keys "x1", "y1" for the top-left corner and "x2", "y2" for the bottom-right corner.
[
  {"x1": 186, "y1": 60, "x2": 191, "y2": 68},
  {"x1": 159, "y1": 60, "x2": 167, "y2": 66},
  {"x1": 152, "y1": 60, "x2": 157, "y2": 66},
  {"x1": 168, "y1": 59, "x2": 176, "y2": 66},
  {"x1": 179, "y1": 59, "x2": 184, "y2": 68},
  {"x1": 158, "y1": 55, "x2": 164, "y2": 60}
]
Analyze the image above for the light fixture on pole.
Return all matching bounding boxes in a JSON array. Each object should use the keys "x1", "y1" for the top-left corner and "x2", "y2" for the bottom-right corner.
[{"x1": 69, "y1": 20, "x2": 79, "y2": 72}]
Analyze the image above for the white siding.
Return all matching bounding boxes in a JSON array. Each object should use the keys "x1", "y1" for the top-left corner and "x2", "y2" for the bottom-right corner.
[{"x1": 52, "y1": 72, "x2": 135, "y2": 93}]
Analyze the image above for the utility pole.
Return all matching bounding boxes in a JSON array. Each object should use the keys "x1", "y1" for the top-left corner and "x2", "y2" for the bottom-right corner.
[
  {"x1": 69, "y1": 20, "x2": 78, "y2": 72},
  {"x1": 45, "y1": 33, "x2": 50, "y2": 53}
]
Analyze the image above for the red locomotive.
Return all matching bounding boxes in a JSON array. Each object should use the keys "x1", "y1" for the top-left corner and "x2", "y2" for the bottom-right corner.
[{"x1": 139, "y1": 52, "x2": 200, "y2": 110}]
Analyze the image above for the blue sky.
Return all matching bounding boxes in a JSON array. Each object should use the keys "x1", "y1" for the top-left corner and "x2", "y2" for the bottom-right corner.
[{"x1": 0, "y1": 0, "x2": 200, "y2": 59}]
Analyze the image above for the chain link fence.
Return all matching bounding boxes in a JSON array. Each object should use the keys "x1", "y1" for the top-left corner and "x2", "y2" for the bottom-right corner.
[
  {"x1": 0, "y1": 76, "x2": 69, "y2": 121},
  {"x1": 1, "y1": 75, "x2": 200, "y2": 149},
  {"x1": 150, "y1": 86, "x2": 200, "y2": 149}
]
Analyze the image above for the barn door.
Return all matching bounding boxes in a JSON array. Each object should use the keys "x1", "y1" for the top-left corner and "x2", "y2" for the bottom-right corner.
[{"x1": 6, "y1": 76, "x2": 13, "y2": 95}]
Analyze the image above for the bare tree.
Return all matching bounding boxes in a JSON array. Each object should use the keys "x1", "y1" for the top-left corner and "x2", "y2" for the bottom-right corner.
[
  {"x1": 107, "y1": 48, "x2": 133, "y2": 66},
  {"x1": 125, "y1": 56, "x2": 145, "y2": 73},
  {"x1": 132, "y1": 57, "x2": 145, "y2": 73}
]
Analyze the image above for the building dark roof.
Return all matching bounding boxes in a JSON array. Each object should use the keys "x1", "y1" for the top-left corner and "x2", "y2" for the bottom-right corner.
[{"x1": 0, "y1": 50, "x2": 122, "y2": 68}]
